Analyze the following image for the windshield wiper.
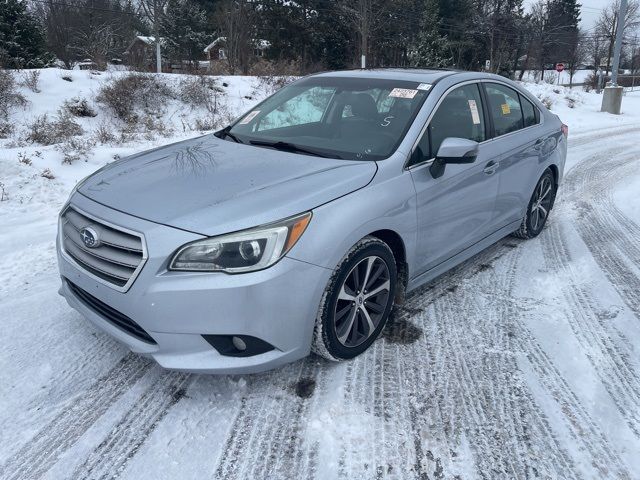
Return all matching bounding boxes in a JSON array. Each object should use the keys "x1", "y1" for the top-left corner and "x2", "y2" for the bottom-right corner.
[
  {"x1": 249, "y1": 140, "x2": 333, "y2": 158},
  {"x1": 215, "y1": 126, "x2": 242, "y2": 144}
]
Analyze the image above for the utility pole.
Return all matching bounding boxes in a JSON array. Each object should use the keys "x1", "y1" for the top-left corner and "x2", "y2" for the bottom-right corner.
[
  {"x1": 154, "y1": 0, "x2": 161, "y2": 73},
  {"x1": 601, "y1": 0, "x2": 628, "y2": 114}
]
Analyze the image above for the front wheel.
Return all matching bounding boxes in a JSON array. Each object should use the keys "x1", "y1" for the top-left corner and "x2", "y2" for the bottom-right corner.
[
  {"x1": 312, "y1": 237, "x2": 397, "y2": 361},
  {"x1": 512, "y1": 169, "x2": 556, "y2": 239}
]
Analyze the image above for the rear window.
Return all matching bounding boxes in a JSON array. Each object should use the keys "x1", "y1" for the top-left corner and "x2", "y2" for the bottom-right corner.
[
  {"x1": 485, "y1": 83, "x2": 524, "y2": 137},
  {"x1": 520, "y1": 94, "x2": 538, "y2": 128}
]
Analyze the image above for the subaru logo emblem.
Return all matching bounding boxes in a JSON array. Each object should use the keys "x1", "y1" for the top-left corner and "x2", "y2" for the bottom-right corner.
[{"x1": 80, "y1": 226, "x2": 100, "y2": 248}]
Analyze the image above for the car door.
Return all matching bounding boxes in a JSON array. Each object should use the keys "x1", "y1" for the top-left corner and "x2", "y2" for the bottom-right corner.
[
  {"x1": 408, "y1": 83, "x2": 503, "y2": 276},
  {"x1": 482, "y1": 82, "x2": 543, "y2": 227}
]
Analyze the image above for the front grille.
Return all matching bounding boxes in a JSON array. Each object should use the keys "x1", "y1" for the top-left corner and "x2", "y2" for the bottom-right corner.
[
  {"x1": 66, "y1": 279, "x2": 156, "y2": 344},
  {"x1": 61, "y1": 206, "x2": 146, "y2": 291}
]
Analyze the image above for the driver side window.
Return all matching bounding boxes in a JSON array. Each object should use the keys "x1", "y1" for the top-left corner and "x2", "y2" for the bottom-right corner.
[{"x1": 414, "y1": 84, "x2": 486, "y2": 162}]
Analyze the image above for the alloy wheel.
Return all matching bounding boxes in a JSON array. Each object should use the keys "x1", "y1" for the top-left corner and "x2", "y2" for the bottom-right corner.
[
  {"x1": 530, "y1": 175, "x2": 554, "y2": 232},
  {"x1": 334, "y1": 255, "x2": 391, "y2": 348}
]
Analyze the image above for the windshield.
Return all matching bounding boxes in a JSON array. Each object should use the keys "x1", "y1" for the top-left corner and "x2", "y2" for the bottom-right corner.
[{"x1": 226, "y1": 76, "x2": 432, "y2": 160}]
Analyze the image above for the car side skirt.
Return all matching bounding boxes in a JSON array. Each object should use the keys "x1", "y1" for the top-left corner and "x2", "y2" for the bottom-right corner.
[{"x1": 406, "y1": 219, "x2": 521, "y2": 292}]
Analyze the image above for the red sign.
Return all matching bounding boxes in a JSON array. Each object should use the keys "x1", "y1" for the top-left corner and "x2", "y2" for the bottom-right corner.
[{"x1": 555, "y1": 63, "x2": 565, "y2": 73}]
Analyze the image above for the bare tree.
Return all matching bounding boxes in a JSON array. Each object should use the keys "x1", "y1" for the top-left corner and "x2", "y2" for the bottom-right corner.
[
  {"x1": 37, "y1": 0, "x2": 80, "y2": 68},
  {"x1": 595, "y1": 0, "x2": 640, "y2": 74},
  {"x1": 565, "y1": 29, "x2": 587, "y2": 87},
  {"x1": 339, "y1": 0, "x2": 388, "y2": 68},
  {"x1": 214, "y1": 0, "x2": 256, "y2": 75},
  {"x1": 72, "y1": 24, "x2": 118, "y2": 69}
]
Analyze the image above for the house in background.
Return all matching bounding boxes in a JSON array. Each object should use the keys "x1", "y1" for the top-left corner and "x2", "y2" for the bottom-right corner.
[
  {"x1": 125, "y1": 36, "x2": 166, "y2": 71},
  {"x1": 203, "y1": 37, "x2": 270, "y2": 74}
]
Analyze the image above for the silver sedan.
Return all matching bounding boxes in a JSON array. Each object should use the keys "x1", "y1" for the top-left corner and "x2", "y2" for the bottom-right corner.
[{"x1": 57, "y1": 69, "x2": 567, "y2": 373}]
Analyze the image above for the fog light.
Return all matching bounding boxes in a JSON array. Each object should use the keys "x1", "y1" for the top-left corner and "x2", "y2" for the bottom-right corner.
[{"x1": 232, "y1": 336, "x2": 247, "y2": 351}]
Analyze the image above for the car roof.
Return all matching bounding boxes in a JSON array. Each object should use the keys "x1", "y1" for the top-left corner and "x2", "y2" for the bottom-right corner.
[
  {"x1": 312, "y1": 68, "x2": 458, "y2": 83},
  {"x1": 310, "y1": 68, "x2": 519, "y2": 86}
]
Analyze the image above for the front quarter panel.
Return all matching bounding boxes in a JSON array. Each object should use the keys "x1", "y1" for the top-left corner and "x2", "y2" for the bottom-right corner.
[{"x1": 286, "y1": 156, "x2": 417, "y2": 275}]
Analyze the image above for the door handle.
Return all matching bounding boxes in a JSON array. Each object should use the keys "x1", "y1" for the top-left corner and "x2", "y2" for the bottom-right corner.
[{"x1": 483, "y1": 161, "x2": 499, "y2": 175}]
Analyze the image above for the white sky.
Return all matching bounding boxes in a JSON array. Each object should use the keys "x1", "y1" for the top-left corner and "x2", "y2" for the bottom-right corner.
[{"x1": 523, "y1": 0, "x2": 607, "y2": 30}]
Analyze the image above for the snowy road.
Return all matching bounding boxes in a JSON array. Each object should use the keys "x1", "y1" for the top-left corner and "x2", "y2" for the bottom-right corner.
[{"x1": 2, "y1": 124, "x2": 640, "y2": 479}]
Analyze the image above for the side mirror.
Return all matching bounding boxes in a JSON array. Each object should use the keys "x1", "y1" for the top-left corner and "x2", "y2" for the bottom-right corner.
[{"x1": 430, "y1": 138, "x2": 479, "y2": 179}]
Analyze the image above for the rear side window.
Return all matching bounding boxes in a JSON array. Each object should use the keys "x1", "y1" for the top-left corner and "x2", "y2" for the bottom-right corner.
[
  {"x1": 520, "y1": 94, "x2": 538, "y2": 127},
  {"x1": 485, "y1": 83, "x2": 524, "y2": 136},
  {"x1": 415, "y1": 83, "x2": 486, "y2": 160}
]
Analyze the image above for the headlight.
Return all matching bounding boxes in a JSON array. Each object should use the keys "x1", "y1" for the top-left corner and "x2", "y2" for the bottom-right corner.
[{"x1": 169, "y1": 212, "x2": 312, "y2": 273}]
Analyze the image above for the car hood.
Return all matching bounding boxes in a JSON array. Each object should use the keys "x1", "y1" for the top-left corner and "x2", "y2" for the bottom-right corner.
[{"x1": 78, "y1": 135, "x2": 377, "y2": 236}]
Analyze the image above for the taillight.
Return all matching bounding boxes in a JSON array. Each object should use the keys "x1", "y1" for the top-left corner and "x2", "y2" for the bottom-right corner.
[{"x1": 561, "y1": 123, "x2": 568, "y2": 137}]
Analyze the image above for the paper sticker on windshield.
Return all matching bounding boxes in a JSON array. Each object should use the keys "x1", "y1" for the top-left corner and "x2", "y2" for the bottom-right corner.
[
  {"x1": 417, "y1": 83, "x2": 432, "y2": 91},
  {"x1": 468, "y1": 100, "x2": 481, "y2": 125},
  {"x1": 239, "y1": 110, "x2": 260, "y2": 124},
  {"x1": 501, "y1": 103, "x2": 510, "y2": 115},
  {"x1": 389, "y1": 88, "x2": 418, "y2": 99}
]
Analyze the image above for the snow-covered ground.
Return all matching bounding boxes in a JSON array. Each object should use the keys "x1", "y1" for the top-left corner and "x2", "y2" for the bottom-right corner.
[
  {"x1": 2, "y1": 70, "x2": 640, "y2": 479},
  {"x1": 519, "y1": 68, "x2": 593, "y2": 85}
]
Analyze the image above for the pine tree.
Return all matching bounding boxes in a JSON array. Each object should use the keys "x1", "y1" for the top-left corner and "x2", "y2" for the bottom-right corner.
[
  {"x1": 412, "y1": 0, "x2": 451, "y2": 67},
  {"x1": 161, "y1": 0, "x2": 212, "y2": 66},
  {"x1": 544, "y1": 0, "x2": 581, "y2": 64},
  {"x1": 0, "y1": 0, "x2": 53, "y2": 68}
]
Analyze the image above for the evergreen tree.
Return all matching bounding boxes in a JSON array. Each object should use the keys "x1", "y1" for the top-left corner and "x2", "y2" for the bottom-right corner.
[
  {"x1": 161, "y1": 0, "x2": 212, "y2": 65},
  {"x1": 544, "y1": 0, "x2": 581, "y2": 64},
  {"x1": 412, "y1": 0, "x2": 451, "y2": 67},
  {"x1": 0, "y1": 0, "x2": 53, "y2": 68}
]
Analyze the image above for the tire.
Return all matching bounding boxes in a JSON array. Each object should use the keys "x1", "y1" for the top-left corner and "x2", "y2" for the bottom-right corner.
[
  {"x1": 512, "y1": 169, "x2": 557, "y2": 239},
  {"x1": 312, "y1": 236, "x2": 397, "y2": 361}
]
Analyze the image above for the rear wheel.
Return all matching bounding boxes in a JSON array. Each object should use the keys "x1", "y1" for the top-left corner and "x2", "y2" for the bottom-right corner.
[
  {"x1": 512, "y1": 169, "x2": 556, "y2": 239},
  {"x1": 312, "y1": 237, "x2": 397, "y2": 361}
]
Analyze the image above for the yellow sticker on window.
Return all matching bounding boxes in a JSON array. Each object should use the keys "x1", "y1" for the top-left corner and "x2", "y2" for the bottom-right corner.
[{"x1": 501, "y1": 103, "x2": 511, "y2": 115}]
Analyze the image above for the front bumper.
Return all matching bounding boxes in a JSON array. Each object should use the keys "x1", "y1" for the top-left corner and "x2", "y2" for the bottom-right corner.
[{"x1": 57, "y1": 194, "x2": 331, "y2": 374}]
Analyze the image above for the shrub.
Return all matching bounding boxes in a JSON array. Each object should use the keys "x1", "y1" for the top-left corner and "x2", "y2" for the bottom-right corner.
[
  {"x1": 178, "y1": 75, "x2": 223, "y2": 108},
  {"x1": 538, "y1": 95, "x2": 553, "y2": 110},
  {"x1": 0, "y1": 121, "x2": 13, "y2": 139},
  {"x1": 41, "y1": 168, "x2": 55, "y2": 179},
  {"x1": 17, "y1": 152, "x2": 32, "y2": 165},
  {"x1": 63, "y1": 97, "x2": 97, "y2": 117},
  {"x1": 21, "y1": 70, "x2": 41, "y2": 92},
  {"x1": 140, "y1": 115, "x2": 173, "y2": 138},
  {"x1": 26, "y1": 112, "x2": 84, "y2": 145},
  {"x1": 192, "y1": 103, "x2": 233, "y2": 131},
  {"x1": 93, "y1": 123, "x2": 117, "y2": 144},
  {"x1": 251, "y1": 60, "x2": 299, "y2": 96},
  {"x1": 96, "y1": 73, "x2": 174, "y2": 122},
  {"x1": 0, "y1": 69, "x2": 27, "y2": 119},
  {"x1": 55, "y1": 137, "x2": 94, "y2": 164}
]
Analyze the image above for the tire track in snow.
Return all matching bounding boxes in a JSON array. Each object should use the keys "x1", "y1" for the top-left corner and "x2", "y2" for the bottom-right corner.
[
  {"x1": 433, "y1": 247, "x2": 577, "y2": 479},
  {"x1": 542, "y1": 222, "x2": 640, "y2": 437},
  {"x1": 568, "y1": 125, "x2": 640, "y2": 149},
  {"x1": 0, "y1": 354, "x2": 151, "y2": 480},
  {"x1": 511, "y1": 323, "x2": 631, "y2": 479},
  {"x1": 564, "y1": 147, "x2": 640, "y2": 317},
  {"x1": 72, "y1": 371, "x2": 192, "y2": 480},
  {"x1": 498, "y1": 236, "x2": 631, "y2": 479},
  {"x1": 211, "y1": 360, "x2": 326, "y2": 479},
  {"x1": 561, "y1": 144, "x2": 633, "y2": 198},
  {"x1": 335, "y1": 241, "x2": 577, "y2": 479},
  {"x1": 339, "y1": 243, "x2": 505, "y2": 479}
]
